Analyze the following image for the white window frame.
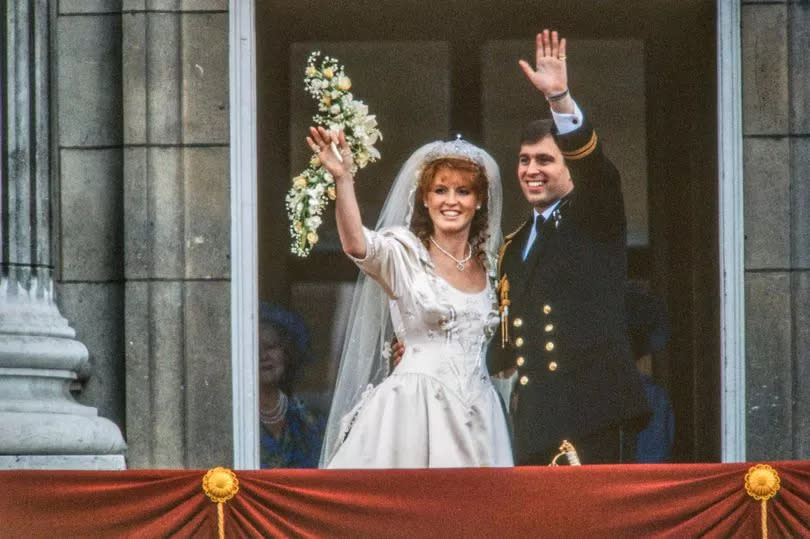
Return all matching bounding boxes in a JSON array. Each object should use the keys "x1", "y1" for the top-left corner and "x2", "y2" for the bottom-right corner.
[
  {"x1": 228, "y1": 0, "x2": 746, "y2": 467},
  {"x1": 229, "y1": 0, "x2": 259, "y2": 469},
  {"x1": 717, "y1": 0, "x2": 745, "y2": 463}
]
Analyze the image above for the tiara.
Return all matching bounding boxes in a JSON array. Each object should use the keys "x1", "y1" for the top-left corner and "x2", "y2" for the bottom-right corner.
[{"x1": 422, "y1": 135, "x2": 487, "y2": 169}]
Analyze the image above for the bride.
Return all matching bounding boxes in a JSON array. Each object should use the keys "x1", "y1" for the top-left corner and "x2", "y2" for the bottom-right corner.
[{"x1": 308, "y1": 126, "x2": 513, "y2": 468}]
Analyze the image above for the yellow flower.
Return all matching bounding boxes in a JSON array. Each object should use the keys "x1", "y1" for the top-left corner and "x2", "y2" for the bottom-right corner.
[
  {"x1": 307, "y1": 231, "x2": 319, "y2": 244},
  {"x1": 305, "y1": 65, "x2": 317, "y2": 77},
  {"x1": 293, "y1": 176, "x2": 307, "y2": 189},
  {"x1": 356, "y1": 151, "x2": 370, "y2": 167},
  {"x1": 293, "y1": 221, "x2": 303, "y2": 233},
  {"x1": 337, "y1": 76, "x2": 351, "y2": 91},
  {"x1": 321, "y1": 95, "x2": 331, "y2": 106},
  {"x1": 310, "y1": 155, "x2": 321, "y2": 167},
  {"x1": 327, "y1": 186, "x2": 336, "y2": 200},
  {"x1": 323, "y1": 67, "x2": 334, "y2": 79}
]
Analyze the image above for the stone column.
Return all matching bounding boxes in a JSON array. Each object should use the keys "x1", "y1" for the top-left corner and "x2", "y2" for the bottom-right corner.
[{"x1": 0, "y1": 0, "x2": 126, "y2": 469}]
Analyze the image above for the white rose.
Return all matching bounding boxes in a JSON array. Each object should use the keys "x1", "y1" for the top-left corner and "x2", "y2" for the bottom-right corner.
[
  {"x1": 363, "y1": 115, "x2": 378, "y2": 129},
  {"x1": 337, "y1": 76, "x2": 351, "y2": 91}
]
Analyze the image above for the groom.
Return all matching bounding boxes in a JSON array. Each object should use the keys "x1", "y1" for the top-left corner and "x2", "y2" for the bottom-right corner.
[{"x1": 489, "y1": 29, "x2": 650, "y2": 465}]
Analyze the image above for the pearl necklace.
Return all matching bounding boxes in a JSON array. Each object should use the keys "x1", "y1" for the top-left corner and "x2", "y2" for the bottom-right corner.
[
  {"x1": 429, "y1": 236, "x2": 473, "y2": 271},
  {"x1": 260, "y1": 391, "x2": 288, "y2": 425}
]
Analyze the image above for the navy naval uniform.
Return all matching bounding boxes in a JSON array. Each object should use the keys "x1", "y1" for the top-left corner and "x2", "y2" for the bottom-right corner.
[{"x1": 491, "y1": 115, "x2": 650, "y2": 464}]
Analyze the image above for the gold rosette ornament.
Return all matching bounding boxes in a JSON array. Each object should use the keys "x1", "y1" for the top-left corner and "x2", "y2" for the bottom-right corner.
[
  {"x1": 203, "y1": 467, "x2": 239, "y2": 539},
  {"x1": 744, "y1": 464, "x2": 780, "y2": 539}
]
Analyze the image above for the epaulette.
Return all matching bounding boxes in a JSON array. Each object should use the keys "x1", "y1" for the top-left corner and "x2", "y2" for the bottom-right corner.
[
  {"x1": 504, "y1": 220, "x2": 529, "y2": 241},
  {"x1": 498, "y1": 220, "x2": 528, "y2": 276},
  {"x1": 561, "y1": 130, "x2": 598, "y2": 160},
  {"x1": 497, "y1": 243, "x2": 509, "y2": 276}
]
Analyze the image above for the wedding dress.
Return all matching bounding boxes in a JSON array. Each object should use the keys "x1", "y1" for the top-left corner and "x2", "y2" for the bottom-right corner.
[{"x1": 326, "y1": 226, "x2": 513, "y2": 468}]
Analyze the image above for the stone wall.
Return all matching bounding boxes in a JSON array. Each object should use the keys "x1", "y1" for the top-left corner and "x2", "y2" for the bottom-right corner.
[
  {"x1": 53, "y1": 0, "x2": 232, "y2": 468},
  {"x1": 121, "y1": 0, "x2": 231, "y2": 468},
  {"x1": 742, "y1": 0, "x2": 810, "y2": 460}
]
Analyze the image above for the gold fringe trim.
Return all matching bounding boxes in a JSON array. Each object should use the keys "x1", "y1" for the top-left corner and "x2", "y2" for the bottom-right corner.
[
  {"x1": 562, "y1": 131, "x2": 598, "y2": 160},
  {"x1": 744, "y1": 464, "x2": 780, "y2": 539},
  {"x1": 499, "y1": 275, "x2": 511, "y2": 348},
  {"x1": 203, "y1": 467, "x2": 240, "y2": 539}
]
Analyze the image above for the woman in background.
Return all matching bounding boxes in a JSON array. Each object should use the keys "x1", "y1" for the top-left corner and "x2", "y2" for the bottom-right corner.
[{"x1": 258, "y1": 304, "x2": 325, "y2": 469}]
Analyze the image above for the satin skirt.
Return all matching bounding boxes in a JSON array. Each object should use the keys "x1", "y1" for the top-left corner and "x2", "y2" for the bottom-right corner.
[{"x1": 327, "y1": 359, "x2": 514, "y2": 469}]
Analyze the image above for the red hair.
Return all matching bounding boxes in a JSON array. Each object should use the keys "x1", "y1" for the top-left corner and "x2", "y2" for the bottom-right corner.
[{"x1": 409, "y1": 157, "x2": 490, "y2": 263}]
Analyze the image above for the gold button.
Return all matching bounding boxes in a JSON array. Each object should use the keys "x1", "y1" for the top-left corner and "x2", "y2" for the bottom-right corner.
[
  {"x1": 548, "y1": 361, "x2": 558, "y2": 372},
  {"x1": 519, "y1": 375, "x2": 529, "y2": 386},
  {"x1": 544, "y1": 323, "x2": 554, "y2": 333},
  {"x1": 516, "y1": 356, "x2": 525, "y2": 367},
  {"x1": 545, "y1": 341, "x2": 555, "y2": 352},
  {"x1": 513, "y1": 318, "x2": 523, "y2": 328},
  {"x1": 543, "y1": 304, "x2": 552, "y2": 315},
  {"x1": 515, "y1": 337, "x2": 524, "y2": 348}
]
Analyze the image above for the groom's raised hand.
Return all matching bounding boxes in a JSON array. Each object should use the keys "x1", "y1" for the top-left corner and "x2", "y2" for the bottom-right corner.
[{"x1": 518, "y1": 29, "x2": 574, "y2": 114}]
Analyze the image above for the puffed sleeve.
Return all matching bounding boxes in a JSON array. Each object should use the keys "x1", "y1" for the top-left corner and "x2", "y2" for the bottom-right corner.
[{"x1": 346, "y1": 225, "x2": 426, "y2": 299}]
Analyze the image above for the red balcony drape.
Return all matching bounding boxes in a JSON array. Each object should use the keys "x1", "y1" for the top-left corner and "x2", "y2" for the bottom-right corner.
[{"x1": 2, "y1": 461, "x2": 808, "y2": 537}]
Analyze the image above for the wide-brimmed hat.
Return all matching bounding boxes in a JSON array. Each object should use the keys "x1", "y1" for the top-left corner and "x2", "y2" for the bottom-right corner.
[{"x1": 259, "y1": 301, "x2": 314, "y2": 365}]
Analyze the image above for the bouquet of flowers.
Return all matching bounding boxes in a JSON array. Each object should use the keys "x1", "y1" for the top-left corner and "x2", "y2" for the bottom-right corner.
[{"x1": 286, "y1": 52, "x2": 383, "y2": 256}]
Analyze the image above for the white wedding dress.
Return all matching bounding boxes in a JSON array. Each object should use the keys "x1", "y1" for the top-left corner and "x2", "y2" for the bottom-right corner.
[{"x1": 326, "y1": 226, "x2": 514, "y2": 468}]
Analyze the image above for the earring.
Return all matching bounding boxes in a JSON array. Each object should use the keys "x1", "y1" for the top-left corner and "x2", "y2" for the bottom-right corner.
[
  {"x1": 476, "y1": 205, "x2": 482, "y2": 210},
  {"x1": 423, "y1": 202, "x2": 428, "y2": 208}
]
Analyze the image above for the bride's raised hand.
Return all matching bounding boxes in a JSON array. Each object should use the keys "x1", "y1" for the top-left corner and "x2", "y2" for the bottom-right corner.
[
  {"x1": 518, "y1": 29, "x2": 568, "y2": 99},
  {"x1": 307, "y1": 126, "x2": 354, "y2": 183}
]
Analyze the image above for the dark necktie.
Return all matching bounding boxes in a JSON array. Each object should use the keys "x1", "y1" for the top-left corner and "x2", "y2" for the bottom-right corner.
[{"x1": 523, "y1": 215, "x2": 545, "y2": 261}]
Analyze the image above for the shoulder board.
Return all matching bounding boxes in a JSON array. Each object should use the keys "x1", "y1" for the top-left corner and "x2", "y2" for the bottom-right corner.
[
  {"x1": 504, "y1": 220, "x2": 529, "y2": 241},
  {"x1": 498, "y1": 221, "x2": 528, "y2": 276}
]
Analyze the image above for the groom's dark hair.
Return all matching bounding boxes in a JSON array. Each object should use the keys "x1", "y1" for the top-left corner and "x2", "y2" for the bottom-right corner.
[{"x1": 519, "y1": 118, "x2": 555, "y2": 146}]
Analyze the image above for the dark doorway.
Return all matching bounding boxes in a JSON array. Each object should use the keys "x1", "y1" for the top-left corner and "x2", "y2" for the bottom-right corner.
[{"x1": 256, "y1": 0, "x2": 719, "y2": 463}]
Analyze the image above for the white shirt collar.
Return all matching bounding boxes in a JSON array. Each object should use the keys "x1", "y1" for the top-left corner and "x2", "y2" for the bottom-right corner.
[{"x1": 533, "y1": 199, "x2": 562, "y2": 225}]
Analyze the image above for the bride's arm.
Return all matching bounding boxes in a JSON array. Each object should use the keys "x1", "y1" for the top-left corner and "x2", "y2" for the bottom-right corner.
[
  {"x1": 307, "y1": 126, "x2": 366, "y2": 259},
  {"x1": 308, "y1": 127, "x2": 416, "y2": 299}
]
